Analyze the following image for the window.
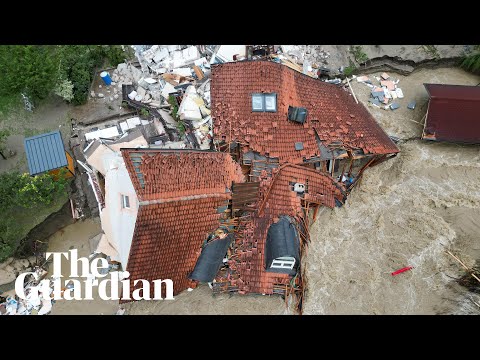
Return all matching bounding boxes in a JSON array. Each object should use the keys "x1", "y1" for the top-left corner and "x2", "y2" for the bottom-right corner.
[
  {"x1": 121, "y1": 194, "x2": 130, "y2": 209},
  {"x1": 288, "y1": 106, "x2": 308, "y2": 123},
  {"x1": 252, "y1": 94, "x2": 264, "y2": 111},
  {"x1": 264, "y1": 94, "x2": 277, "y2": 111},
  {"x1": 252, "y1": 93, "x2": 277, "y2": 112},
  {"x1": 270, "y1": 257, "x2": 296, "y2": 270}
]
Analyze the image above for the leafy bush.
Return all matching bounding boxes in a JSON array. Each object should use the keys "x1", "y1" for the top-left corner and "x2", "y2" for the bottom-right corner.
[
  {"x1": 99, "y1": 45, "x2": 128, "y2": 67},
  {"x1": 0, "y1": 172, "x2": 68, "y2": 210},
  {"x1": 0, "y1": 171, "x2": 69, "y2": 262},
  {"x1": 461, "y1": 52, "x2": 480, "y2": 74},
  {"x1": 168, "y1": 95, "x2": 180, "y2": 120},
  {"x1": 139, "y1": 108, "x2": 150, "y2": 118},
  {"x1": 54, "y1": 79, "x2": 74, "y2": 102},
  {"x1": 349, "y1": 45, "x2": 369, "y2": 65},
  {"x1": 0, "y1": 45, "x2": 130, "y2": 107},
  {"x1": 0, "y1": 217, "x2": 20, "y2": 263},
  {"x1": 344, "y1": 65, "x2": 356, "y2": 77},
  {"x1": 0, "y1": 129, "x2": 10, "y2": 156}
]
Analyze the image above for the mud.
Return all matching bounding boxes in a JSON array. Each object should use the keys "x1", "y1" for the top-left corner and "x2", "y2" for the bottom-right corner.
[{"x1": 47, "y1": 218, "x2": 118, "y2": 315}]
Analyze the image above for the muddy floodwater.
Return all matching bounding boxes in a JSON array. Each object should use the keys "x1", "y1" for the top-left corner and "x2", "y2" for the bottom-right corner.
[{"x1": 304, "y1": 141, "x2": 480, "y2": 314}]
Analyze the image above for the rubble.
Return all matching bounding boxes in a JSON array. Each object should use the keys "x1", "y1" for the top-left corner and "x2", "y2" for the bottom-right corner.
[{"x1": 356, "y1": 71, "x2": 409, "y2": 111}]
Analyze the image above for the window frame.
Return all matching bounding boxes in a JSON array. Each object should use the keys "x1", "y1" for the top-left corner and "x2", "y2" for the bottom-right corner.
[
  {"x1": 270, "y1": 256, "x2": 296, "y2": 270},
  {"x1": 264, "y1": 93, "x2": 277, "y2": 112},
  {"x1": 251, "y1": 93, "x2": 277, "y2": 113},
  {"x1": 121, "y1": 194, "x2": 130, "y2": 209},
  {"x1": 252, "y1": 93, "x2": 265, "y2": 112}
]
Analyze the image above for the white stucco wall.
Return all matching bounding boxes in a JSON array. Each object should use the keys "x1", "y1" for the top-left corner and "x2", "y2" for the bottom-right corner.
[{"x1": 101, "y1": 154, "x2": 138, "y2": 270}]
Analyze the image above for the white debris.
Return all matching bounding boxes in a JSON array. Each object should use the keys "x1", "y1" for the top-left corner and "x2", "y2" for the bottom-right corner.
[
  {"x1": 136, "y1": 86, "x2": 146, "y2": 98},
  {"x1": 153, "y1": 47, "x2": 169, "y2": 64},
  {"x1": 126, "y1": 117, "x2": 142, "y2": 128},
  {"x1": 144, "y1": 77, "x2": 157, "y2": 84},
  {"x1": 178, "y1": 94, "x2": 202, "y2": 121},
  {"x1": 161, "y1": 83, "x2": 176, "y2": 100},
  {"x1": 396, "y1": 88, "x2": 404, "y2": 98},
  {"x1": 172, "y1": 67, "x2": 192, "y2": 77},
  {"x1": 215, "y1": 45, "x2": 246, "y2": 63},
  {"x1": 128, "y1": 90, "x2": 137, "y2": 100},
  {"x1": 98, "y1": 93, "x2": 104, "y2": 98},
  {"x1": 85, "y1": 126, "x2": 120, "y2": 141}
]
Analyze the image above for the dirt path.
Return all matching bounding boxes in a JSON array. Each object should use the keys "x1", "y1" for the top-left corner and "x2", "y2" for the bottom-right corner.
[
  {"x1": 47, "y1": 218, "x2": 118, "y2": 315},
  {"x1": 0, "y1": 96, "x2": 72, "y2": 174},
  {"x1": 124, "y1": 284, "x2": 286, "y2": 315},
  {"x1": 304, "y1": 67, "x2": 480, "y2": 315}
]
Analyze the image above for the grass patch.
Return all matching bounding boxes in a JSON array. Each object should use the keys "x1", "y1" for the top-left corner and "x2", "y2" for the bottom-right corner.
[{"x1": 344, "y1": 62, "x2": 357, "y2": 77}]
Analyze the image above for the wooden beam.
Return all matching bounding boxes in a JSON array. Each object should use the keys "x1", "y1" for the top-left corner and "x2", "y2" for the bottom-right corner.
[
  {"x1": 346, "y1": 77, "x2": 358, "y2": 104},
  {"x1": 445, "y1": 250, "x2": 480, "y2": 284}
]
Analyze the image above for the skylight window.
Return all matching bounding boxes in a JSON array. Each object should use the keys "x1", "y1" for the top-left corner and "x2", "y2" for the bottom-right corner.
[
  {"x1": 252, "y1": 93, "x2": 277, "y2": 112},
  {"x1": 264, "y1": 94, "x2": 277, "y2": 112},
  {"x1": 252, "y1": 94, "x2": 264, "y2": 111}
]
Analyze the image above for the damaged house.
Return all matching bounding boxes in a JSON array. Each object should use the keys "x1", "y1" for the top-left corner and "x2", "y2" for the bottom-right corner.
[{"x1": 84, "y1": 59, "x2": 399, "y2": 309}]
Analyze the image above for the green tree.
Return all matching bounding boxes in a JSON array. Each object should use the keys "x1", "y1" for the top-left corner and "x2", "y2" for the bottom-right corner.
[
  {"x1": 0, "y1": 171, "x2": 69, "y2": 261},
  {"x1": 0, "y1": 171, "x2": 68, "y2": 210},
  {"x1": 0, "y1": 45, "x2": 59, "y2": 101},
  {"x1": 0, "y1": 129, "x2": 9, "y2": 160},
  {"x1": 0, "y1": 217, "x2": 20, "y2": 262},
  {"x1": 461, "y1": 53, "x2": 480, "y2": 74}
]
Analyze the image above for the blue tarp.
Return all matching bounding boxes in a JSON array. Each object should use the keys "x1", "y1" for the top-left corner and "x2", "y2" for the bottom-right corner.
[{"x1": 24, "y1": 130, "x2": 68, "y2": 175}]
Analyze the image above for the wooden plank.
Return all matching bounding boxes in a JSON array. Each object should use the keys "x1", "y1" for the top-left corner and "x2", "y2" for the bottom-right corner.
[{"x1": 193, "y1": 66, "x2": 204, "y2": 80}]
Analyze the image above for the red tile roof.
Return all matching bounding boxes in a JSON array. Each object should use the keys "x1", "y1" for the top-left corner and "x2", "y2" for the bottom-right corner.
[
  {"x1": 121, "y1": 149, "x2": 245, "y2": 299},
  {"x1": 126, "y1": 197, "x2": 230, "y2": 298},
  {"x1": 219, "y1": 164, "x2": 345, "y2": 295},
  {"x1": 210, "y1": 61, "x2": 399, "y2": 164},
  {"x1": 122, "y1": 149, "x2": 245, "y2": 202},
  {"x1": 423, "y1": 83, "x2": 480, "y2": 143}
]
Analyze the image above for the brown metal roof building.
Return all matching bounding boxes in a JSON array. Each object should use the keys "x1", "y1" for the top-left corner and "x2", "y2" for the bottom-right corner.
[{"x1": 422, "y1": 83, "x2": 480, "y2": 143}]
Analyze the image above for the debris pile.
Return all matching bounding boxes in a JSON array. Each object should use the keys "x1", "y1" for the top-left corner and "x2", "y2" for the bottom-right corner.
[
  {"x1": 0, "y1": 265, "x2": 52, "y2": 315},
  {"x1": 354, "y1": 72, "x2": 413, "y2": 111}
]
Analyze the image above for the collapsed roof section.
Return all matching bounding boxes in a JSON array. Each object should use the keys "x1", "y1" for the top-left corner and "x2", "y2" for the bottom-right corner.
[
  {"x1": 120, "y1": 149, "x2": 244, "y2": 299},
  {"x1": 214, "y1": 164, "x2": 345, "y2": 295},
  {"x1": 422, "y1": 83, "x2": 480, "y2": 144},
  {"x1": 211, "y1": 61, "x2": 399, "y2": 164}
]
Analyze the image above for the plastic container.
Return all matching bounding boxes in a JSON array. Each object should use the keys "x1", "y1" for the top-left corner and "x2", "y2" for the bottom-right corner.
[{"x1": 100, "y1": 71, "x2": 112, "y2": 86}]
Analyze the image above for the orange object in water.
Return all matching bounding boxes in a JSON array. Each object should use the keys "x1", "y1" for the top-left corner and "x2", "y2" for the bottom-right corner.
[{"x1": 391, "y1": 266, "x2": 413, "y2": 276}]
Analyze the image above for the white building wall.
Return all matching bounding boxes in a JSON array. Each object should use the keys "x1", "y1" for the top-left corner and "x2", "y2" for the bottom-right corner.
[{"x1": 101, "y1": 154, "x2": 138, "y2": 270}]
